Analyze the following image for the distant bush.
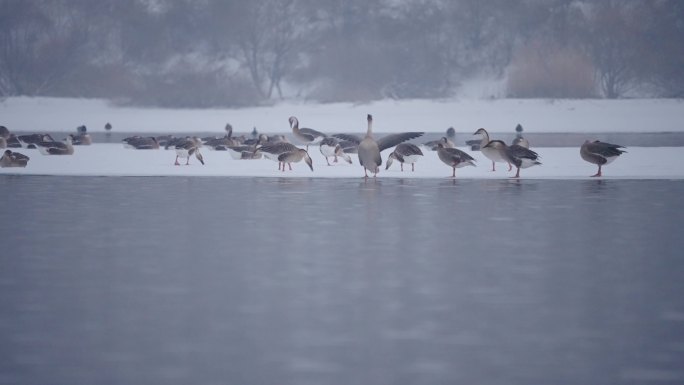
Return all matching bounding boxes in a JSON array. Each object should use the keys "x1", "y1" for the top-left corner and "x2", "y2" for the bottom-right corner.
[{"x1": 506, "y1": 42, "x2": 596, "y2": 98}]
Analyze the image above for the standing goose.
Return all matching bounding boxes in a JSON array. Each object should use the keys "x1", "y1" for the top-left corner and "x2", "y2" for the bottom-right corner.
[
  {"x1": 174, "y1": 137, "x2": 204, "y2": 166},
  {"x1": 257, "y1": 142, "x2": 300, "y2": 170},
  {"x1": 1, "y1": 150, "x2": 30, "y2": 167},
  {"x1": 483, "y1": 140, "x2": 541, "y2": 178},
  {"x1": 436, "y1": 142, "x2": 476, "y2": 177},
  {"x1": 333, "y1": 114, "x2": 423, "y2": 178},
  {"x1": 319, "y1": 137, "x2": 352, "y2": 166},
  {"x1": 289, "y1": 116, "x2": 326, "y2": 150},
  {"x1": 277, "y1": 148, "x2": 314, "y2": 172},
  {"x1": 580, "y1": 140, "x2": 626, "y2": 177},
  {"x1": 473, "y1": 128, "x2": 511, "y2": 171},
  {"x1": 386, "y1": 143, "x2": 423, "y2": 172}
]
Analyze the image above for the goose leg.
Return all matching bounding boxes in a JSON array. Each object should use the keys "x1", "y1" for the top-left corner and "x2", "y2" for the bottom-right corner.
[
  {"x1": 401, "y1": 163, "x2": 404, "y2": 172},
  {"x1": 412, "y1": 163, "x2": 415, "y2": 172},
  {"x1": 452, "y1": 166, "x2": 456, "y2": 178},
  {"x1": 174, "y1": 156, "x2": 180, "y2": 166},
  {"x1": 508, "y1": 162, "x2": 512, "y2": 171},
  {"x1": 491, "y1": 161, "x2": 495, "y2": 172},
  {"x1": 591, "y1": 165, "x2": 602, "y2": 177},
  {"x1": 334, "y1": 155, "x2": 338, "y2": 163},
  {"x1": 288, "y1": 163, "x2": 292, "y2": 170},
  {"x1": 510, "y1": 167, "x2": 521, "y2": 178},
  {"x1": 326, "y1": 157, "x2": 331, "y2": 166}
]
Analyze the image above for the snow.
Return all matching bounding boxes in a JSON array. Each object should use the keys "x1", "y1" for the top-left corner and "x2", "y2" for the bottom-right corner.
[
  {"x1": 2, "y1": 96, "x2": 683, "y2": 179},
  {"x1": 1, "y1": 96, "x2": 683, "y2": 134},
  {"x1": 2, "y1": 143, "x2": 683, "y2": 179}
]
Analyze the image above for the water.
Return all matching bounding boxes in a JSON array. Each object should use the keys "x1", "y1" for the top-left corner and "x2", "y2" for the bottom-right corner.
[{"x1": 1, "y1": 176, "x2": 683, "y2": 385}]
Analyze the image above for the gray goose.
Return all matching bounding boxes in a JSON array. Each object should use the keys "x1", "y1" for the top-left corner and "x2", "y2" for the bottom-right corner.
[
  {"x1": 0, "y1": 150, "x2": 29, "y2": 168},
  {"x1": 436, "y1": 142, "x2": 475, "y2": 177},
  {"x1": 257, "y1": 142, "x2": 300, "y2": 170},
  {"x1": 319, "y1": 137, "x2": 352, "y2": 166},
  {"x1": 512, "y1": 124, "x2": 529, "y2": 148},
  {"x1": 174, "y1": 137, "x2": 204, "y2": 165},
  {"x1": 18, "y1": 134, "x2": 54, "y2": 149},
  {"x1": 333, "y1": 114, "x2": 423, "y2": 178},
  {"x1": 36, "y1": 136, "x2": 74, "y2": 155},
  {"x1": 289, "y1": 116, "x2": 326, "y2": 150},
  {"x1": 580, "y1": 140, "x2": 626, "y2": 177},
  {"x1": 482, "y1": 140, "x2": 541, "y2": 178},
  {"x1": 123, "y1": 136, "x2": 160, "y2": 149},
  {"x1": 277, "y1": 148, "x2": 313, "y2": 172},
  {"x1": 473, "y1": 128, "x2": 511, "y2": 171},
  {"x1": 424, "y1": 136, "x2": 455, "y2": 151},
  {"x1": 386, "y1": 143, "x2": 423, "y2": 172}
]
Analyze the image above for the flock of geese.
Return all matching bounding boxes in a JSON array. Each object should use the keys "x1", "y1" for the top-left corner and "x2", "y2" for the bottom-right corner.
[{"x1": 1, "y1": 117, "x2": 627, "y2": 178}]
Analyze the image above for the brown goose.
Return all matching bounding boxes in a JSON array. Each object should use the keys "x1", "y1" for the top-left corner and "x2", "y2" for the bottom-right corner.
[
  {"x1": 580, "y1": 140, "x2": 626, "y2": 177},
  {"x1": 436, "y1": 142, "x2": 475, "y2": 177},
  {"x1": 386, "y1": 143, "x2": 423, "y2": 172},
  {"x1": 473, "y1": 128, "x2": 511, "y2": 171},
  {"x1": 289, "y1": 116, "x2": 326, "y2": 150},
  {"x1": 36, "y1": 136, "x2": 74, "y2": 155},
  {"x1": 277, "y1": 148, "x2": 313, "y2": 172},
  {"x1": 319, "y1": 137, "x2": 352, "y2": 166},
  {"x1": 174, "y1": 137, "x2": 204, "y2": 165},
  {"x1": 482, "y1": 140, "x2": 541, "y2": 178},
  {"x1": 0, "y1": 149, "x2": 30, "y2": 168},
  {"x1": 333, "y1": 114, "x2": 423, "y2": 178}
]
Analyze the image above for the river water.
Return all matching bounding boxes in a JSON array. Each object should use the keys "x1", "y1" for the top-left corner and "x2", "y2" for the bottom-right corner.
[{"x1": 1, "y1": 176, "x2": 683, "y2": 385}]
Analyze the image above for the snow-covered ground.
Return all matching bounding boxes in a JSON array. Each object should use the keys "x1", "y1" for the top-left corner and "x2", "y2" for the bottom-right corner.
[
  {"x1": 2, "y1": 97, "x2": 682, "y2": 178},
  {"x1": 2, "y1": 143, "x2": 682, "y2": 179},
  {"x1": 1, "y1": 96, "x2": 683, "y2": 134}
]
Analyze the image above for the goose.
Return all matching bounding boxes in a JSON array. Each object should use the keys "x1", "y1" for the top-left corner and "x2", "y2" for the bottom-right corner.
[
  {"x1": 69, "y1": 133, "x2": 92, "y2": 145},
  {"x1": 289, "y1": 116, "x2": 326, "y2": 150},
  {"x1": 580, "y1": 140, "x2": 626, "y2": 177},
  {"x1": 0, "y1": 149, "x2": 29, "y2": 167},
  {"x1": 105, "y1": 122, "x2": 112, "y2": 132},
  {"x1": 424, "y1": 127, "x2": 457, "y2": 150},
  {"x1": 277, "y1": 148, "x2": 313, "y2": 172},
  {"x1": 512, "y1": 124, "x2": 529, "y2": 148},
  {"x1": 257, "y1": 142, "x2": 301, "y2": 170},
  {"x1": 333, "y1": 114, "x2": 423, "y2": 178},
  {"x1": 36, "y1": 136, "x2": 74, "y2": 155},
  {"x1": 436, "y1": 142, "x2": 475, "y2": 177},
  {"x1": 18, "y1": 134, "x2": 54, "y2": 149},
  {"x1": 173, "y1": 137, "x2": 204, "y2": 166},
  {"x1": 0, "y1": 125, "x2": 10, "y2": 139},
  {"x1": 123, "y1": 136, "x2": 160, "y2": 149},
  {"x1": 319, "y1": 137, "x2": 352, "y2": 166},
  {"x1": 482, "y1": 140, "x2": 541, "y2": 178},
  {"x1": 6, "y1": 134, "x2": 21, "y2": 148},
  {"x1": 472, "y1": 128, "x2": 511, "y2": 171},
  {"x1": 386, "y1": 143, "x2": 423, "y2": 171},
  {"x1": 424, "y1": 136, "x2": 455, "y2": 151}
]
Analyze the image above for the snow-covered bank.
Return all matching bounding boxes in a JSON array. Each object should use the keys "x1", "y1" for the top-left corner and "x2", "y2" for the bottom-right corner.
[
  {"x1": 1, "y1": 97, "x2": 683, "y2": 134},
  {"x1": 2, "y1": 144, "x2": 682, "y2": 179}
]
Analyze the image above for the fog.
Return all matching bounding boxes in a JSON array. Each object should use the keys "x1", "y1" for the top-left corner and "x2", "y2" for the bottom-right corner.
[{"x1": 1, "y1": 0, "x2": 682, "y2": 107}]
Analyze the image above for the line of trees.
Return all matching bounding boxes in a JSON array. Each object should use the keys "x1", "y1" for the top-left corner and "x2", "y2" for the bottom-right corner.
[{"x1": 1, "y1": 0, "x2": 682, "y2": 107}]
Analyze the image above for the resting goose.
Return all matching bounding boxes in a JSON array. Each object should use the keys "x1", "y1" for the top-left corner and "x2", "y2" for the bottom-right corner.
[
  {"x1": 0, "y1": 150, "x2": 29, "y2": 168},
  {"x1": 319, "y1": 137, "x2": 352, "y2": 166},
  {"x1": 36, "y1": 136, "x2": 74, "y2": 155},
  {"x1": 18, "y1": 134, "x2": 54, "y2": 149},
  {"x1": 483, "y1": 140, "x2": 541, "y2": 178},
  {"x1": 333, "y1": 114, "x2": 423, "y2": 178},
  {"x1": 289, "y1": 116, "x2": 326, "y2": 150},
  {"x1": 123, "y1": 136, "x2": 160, "y2": 150},
  {"x1": 580, "y1": 140, "x2": 626, "y2": 177},
  {"x1": 386, "y1": 143, "x2": 423, "y2": 172},
  {"x1": 473, "y1": 128, "x2": 511, "y2": 171},
  {"x1": 436, "y1": 142, "x2": 475, "y2": 177}
]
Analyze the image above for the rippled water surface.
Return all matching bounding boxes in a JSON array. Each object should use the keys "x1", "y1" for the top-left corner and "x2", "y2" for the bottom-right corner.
[{"x1": 1, "y1": 176, "x2": 683, "y2": 385}]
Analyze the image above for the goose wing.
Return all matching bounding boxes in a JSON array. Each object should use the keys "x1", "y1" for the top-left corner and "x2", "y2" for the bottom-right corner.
[
  {"x1": 396, "y1": 143, "x2": 423, "y2": 156},
  {"x1": 298, "y1": 127, "x2": 327, "y2": 141},
  {"x1": 331, "y1": 133, "x2": 362, "y2": 144},
  {"x1": 585, "y1": 141, "x2": 626, "y2": 157},
  {"x1": 377, "y1": 132, "x2": 424, "y2": 152}
]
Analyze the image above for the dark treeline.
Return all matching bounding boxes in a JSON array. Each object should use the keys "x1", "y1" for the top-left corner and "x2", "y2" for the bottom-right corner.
[{"x1": 1, "y1": 0, "x2": 682, "y2": 107}]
